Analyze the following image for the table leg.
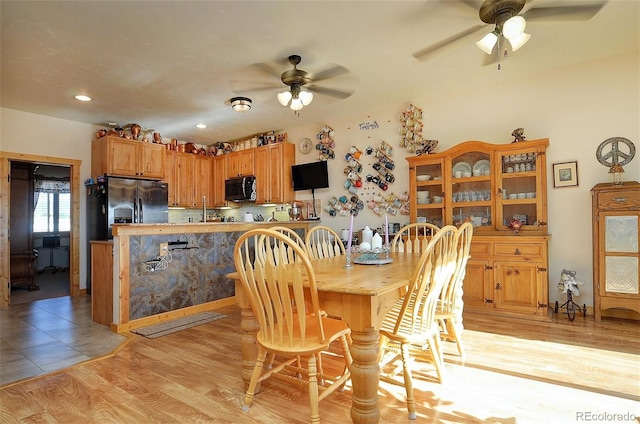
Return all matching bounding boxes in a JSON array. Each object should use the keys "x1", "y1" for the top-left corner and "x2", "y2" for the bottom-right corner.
[
  {"x1": 239, "y1": 304, "x2": 260, "y2": 390},
  {"x1": 349, "y1": 328, "x2": 381, "y2": 424},
  {"x1": 235, "y1": 280, "x2": 261, "y2": 392}
]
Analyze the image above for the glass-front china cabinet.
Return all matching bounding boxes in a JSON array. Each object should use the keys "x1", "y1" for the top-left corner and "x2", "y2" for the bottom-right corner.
[{"x1": 407, "y1": 139, "x2": 550, "y2": 319}]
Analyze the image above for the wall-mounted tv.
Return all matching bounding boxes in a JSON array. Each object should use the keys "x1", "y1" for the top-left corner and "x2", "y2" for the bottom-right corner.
[{"x1": 291, "y1": 160, "x2": 329, "y2": 191}]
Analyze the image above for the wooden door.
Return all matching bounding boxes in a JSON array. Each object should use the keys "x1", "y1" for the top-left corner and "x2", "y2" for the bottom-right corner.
[
  {"x1": 107, "y1": 138, "x2": 138, "y2": 177},
  {"x1": 462, "y1": 258, "x2": 493, "y2": 310},
  {"x1": 193, "y1": 156, "x2": 212, "y2": 208},
  {"x1": 226, "y1": 152, "x2": 240, "y2": 178},
  {"x1": 254, "y1": 147, "x2": 270, "y2": 203},
  {"x1": 164, "y1": 151, "x2": 178, "y2": 206},
  {"x1": 138, "y1": 143, "x2": 165, "y2": 179},
  {"x1": 212, "y1": 155, "x2": 227, "y2": 207},
  {"x1": 238, "y1": 150, "x2": 255, "y2": 176},
  {"x1": 493, "y1": 260, "x2": 544, "y2": 315},
  {"x1": 175, "y1": 153, "x2": 194, "y2": 207}
]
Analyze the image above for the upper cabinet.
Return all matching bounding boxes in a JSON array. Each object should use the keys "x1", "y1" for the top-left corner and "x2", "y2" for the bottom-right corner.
[
  {"x1": 226, "y1": 149, "x2": 255, "y2": 178},
  {"x1": 407, "y1": 139, "x2": 549, "y2": 234},
  {"x1": 92, "y1": 136, "x2": 164, "y2": 180},
  {"x1": 163, "y1": 150, "x2": 195, "y2": 208},
  {"x1": 254, "y1": 142, "x2": 295, "y2": 204}
]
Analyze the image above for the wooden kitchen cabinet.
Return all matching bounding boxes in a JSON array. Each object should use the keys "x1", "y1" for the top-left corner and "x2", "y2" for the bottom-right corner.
[
  {"x1": 407, "y1": 139, "x2": 550, "y2": 320},
  {"x1": 591, "y1": 181, "x2": 640, "y2": 321},
  {"x1": 211, "y1": 154, "x2": 230, "y2": 207},
  {"x1": 91, "y1": 240, "x2": 113, "y2": 327},
  {"x1": 163, "y1": 150, "x2": 194, "y2": 207},
  {"x1": 92, "y1": 136, "x2": 164, "y2": 179},
  {"x1": 254, "y1": 142, "x2": 295, "y2": 204},
  {"x1": 226, "y1": 149, "x2": 255, "y2": 178},
  {"x1": 193, "y1": 155, "x2": 214, "y2": 209}
]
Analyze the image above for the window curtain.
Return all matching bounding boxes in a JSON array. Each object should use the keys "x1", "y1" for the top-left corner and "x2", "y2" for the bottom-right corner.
[{"x1": 33, "y1": 176, "x2": 70, "y2": 210}]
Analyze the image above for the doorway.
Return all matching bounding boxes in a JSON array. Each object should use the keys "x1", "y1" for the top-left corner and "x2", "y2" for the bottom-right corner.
[
  {"x1": 9, "y1": 163, "x2": 72, "y2": 304},
  {"x1": 0, "y1": 152, "x2": 81, "y2": 307}
]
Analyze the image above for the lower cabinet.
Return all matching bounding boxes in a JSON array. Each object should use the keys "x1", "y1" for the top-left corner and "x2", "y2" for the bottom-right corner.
[
  {"x1": 463, "y1": 235, "x2": 550, "y2": 319},
  {"x1": 91, "y1": 241, "x2": 113, "y2": 327}
]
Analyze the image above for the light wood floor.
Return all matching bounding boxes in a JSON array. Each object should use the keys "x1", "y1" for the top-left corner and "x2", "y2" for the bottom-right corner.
[{"x1": 1, "y1": 300, "x2": 638, "y2": 423}]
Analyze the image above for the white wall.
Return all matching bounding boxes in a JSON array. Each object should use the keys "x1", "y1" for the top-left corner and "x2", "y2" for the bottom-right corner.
[
  {"x1": 1, "y1": 108, "x2": 95, "y2": 289},
  {"x1": 287, "y1": 51, "x2": 639, "y2": 306},
  {"x1": 1, "y1": 50, "x2": 638, "y2": 304}
]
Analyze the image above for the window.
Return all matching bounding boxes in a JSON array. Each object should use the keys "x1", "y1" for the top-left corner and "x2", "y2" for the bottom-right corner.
[
  {"x1": 33, "y1": 175, "x2": 71, "y2": 233},
  {"x1": 33, "y1": 192, "x2": 70, "y2": 233}
]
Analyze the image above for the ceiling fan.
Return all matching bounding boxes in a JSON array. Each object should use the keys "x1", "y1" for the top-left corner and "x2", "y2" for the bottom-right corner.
[
  {"x1": 277, "y1": 54, "x2": 354, "y2": 111},
  {"x1": 232, "y1": 54, "x2": 353, "y2": 111},
  {"x1": 412, "y1": 0, "x2": 608, "y2": 66}
]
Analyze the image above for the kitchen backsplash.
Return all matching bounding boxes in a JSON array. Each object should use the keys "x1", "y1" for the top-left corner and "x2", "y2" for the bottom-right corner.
[{"x1": 168, "y1": 205, "x2": 291, "y2": 223}]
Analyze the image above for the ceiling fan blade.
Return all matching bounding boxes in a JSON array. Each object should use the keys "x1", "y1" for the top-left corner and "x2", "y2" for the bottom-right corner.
[
  {"x1": 251, "y1": 62, "x2": 282, "y2": 78},
  {"x1": 310, "y1": 65, "x2": 349, "y2": 82},
  {"x1": 307, "y1": 85, "x2": 353, "y2": 100},
  {"x1": 523, "y1": 1, "x2": 608, "y2": 21},
  {"x1": 412, "y1": 24, "x2": 488, "y2": 61}
]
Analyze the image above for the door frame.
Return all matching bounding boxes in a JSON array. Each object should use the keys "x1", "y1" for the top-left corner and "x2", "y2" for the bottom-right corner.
[{"x1": 0, "y1": 152, "x2": 82, "y2": 307}]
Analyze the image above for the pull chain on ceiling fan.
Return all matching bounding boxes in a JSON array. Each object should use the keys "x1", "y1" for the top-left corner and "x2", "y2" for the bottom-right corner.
[{"x1": 475, "y1": 0, "x2": 530, "y2": 69}]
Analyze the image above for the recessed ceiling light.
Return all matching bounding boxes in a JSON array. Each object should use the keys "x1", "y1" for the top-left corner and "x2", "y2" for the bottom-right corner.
[
  {"x1": 196, "y1": 124, "x2": 207, "y2": 129},
  {"x1": 75, "y1": 95, "x2": 91, "y2": 102}
]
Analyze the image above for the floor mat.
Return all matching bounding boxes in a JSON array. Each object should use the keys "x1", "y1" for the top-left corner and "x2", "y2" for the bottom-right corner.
[{"x1": 131, "y1": 312, "x2": 226, "y2": 338}]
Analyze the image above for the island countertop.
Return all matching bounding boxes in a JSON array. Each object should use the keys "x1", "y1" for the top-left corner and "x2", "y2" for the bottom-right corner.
[
  {"x1": 112, "y1": 220, "x2": 319, "y2": 237},
  {"x1": 106, "y1": 220, "x2": 316, "y2": 332}
]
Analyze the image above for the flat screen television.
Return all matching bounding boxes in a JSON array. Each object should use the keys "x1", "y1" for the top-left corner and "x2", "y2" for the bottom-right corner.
[{"x1": 291, "y1": 160, "x2": 329, "y2": 191}]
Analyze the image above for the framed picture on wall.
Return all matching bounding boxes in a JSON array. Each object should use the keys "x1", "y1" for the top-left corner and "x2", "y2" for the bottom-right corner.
[{"x1": 553, "y1": 161, "x2": 579, "y2": 188}]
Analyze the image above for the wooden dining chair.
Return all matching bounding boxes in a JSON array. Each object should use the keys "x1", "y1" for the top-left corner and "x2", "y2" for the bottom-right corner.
[
  {"x1": 305, "y1": 226, "x2": 345, "y2": 260},
  {"x1": 234, "y1": 229, "x2": 352, "y2": 424},
  {"x1": 379, "y1": 225, "x2": 459, "y2": 420},
  {"x1": 268, "y1": 225, "x2": 308, "y2": 264},
  {"x1": 435, "y1": 222, "x2": 473, "y2": 357},
  {"x1": 390, "y1": 223, "x2": 441, "y2": 254}
]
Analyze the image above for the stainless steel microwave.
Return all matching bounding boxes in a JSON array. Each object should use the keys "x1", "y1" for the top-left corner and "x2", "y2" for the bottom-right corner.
[{"x1": 224, "y1": 176, "x2": 256, "y2": 202}]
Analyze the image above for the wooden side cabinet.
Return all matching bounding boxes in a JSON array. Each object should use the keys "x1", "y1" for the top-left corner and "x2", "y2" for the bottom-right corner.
[
  {"x1": 91, "y1": 241, "x2": 113, "y2": 327},
  {"x1": 591, "y1": 181, "x2": 640, "y2": 321}
]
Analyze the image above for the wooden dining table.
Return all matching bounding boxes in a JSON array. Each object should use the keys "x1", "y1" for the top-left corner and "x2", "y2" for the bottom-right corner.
[{"x1": 229, "y1": 251, "x2": 423, "y2": 424}]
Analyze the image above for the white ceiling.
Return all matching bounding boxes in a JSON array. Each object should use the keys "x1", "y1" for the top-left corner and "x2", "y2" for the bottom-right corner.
[{"x1": 1, "y1": 1, "x2": 637, "y2": 145}]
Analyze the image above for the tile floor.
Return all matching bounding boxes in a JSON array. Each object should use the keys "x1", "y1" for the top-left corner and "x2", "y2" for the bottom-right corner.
[{"x1": 0, "y1": 295, "x2": 128, "y2": 386}]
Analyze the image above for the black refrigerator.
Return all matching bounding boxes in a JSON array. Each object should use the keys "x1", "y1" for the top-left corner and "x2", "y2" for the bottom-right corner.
[{"x1": 86, "y1": 177, "x2": 168, "y2": 290}]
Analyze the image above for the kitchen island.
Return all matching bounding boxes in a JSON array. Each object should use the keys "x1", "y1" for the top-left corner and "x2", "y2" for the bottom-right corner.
[{"x1": 97, "y1": 221, "x2": 315, "y2": 332}]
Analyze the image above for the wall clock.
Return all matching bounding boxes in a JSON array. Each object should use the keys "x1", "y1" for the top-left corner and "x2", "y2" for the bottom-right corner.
[{"x1": 299, "y1": 137, "x2": 312, "y2": 154}]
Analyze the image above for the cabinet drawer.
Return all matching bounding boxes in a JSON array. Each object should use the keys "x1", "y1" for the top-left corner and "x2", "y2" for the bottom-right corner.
[
  {"x1": 597, "y1": 190, "x2": 640, "y2": 211},
  {"x1": 494, "y1": 243, "x2": 544, "y2": 259},
  {"x1": 470, "y1": 241, "x2": 491, "y2": 258}
]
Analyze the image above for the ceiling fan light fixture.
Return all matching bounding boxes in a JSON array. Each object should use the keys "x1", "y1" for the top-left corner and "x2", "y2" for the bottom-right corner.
[
  {"x1": 502, "y1": 15, "x2": 526, "y2": 39},
  {"x1": 476, "y1": 32, "x2": 499, "y2": 54},
  {"x1": 277, "y1": 91, "x2": 292, "y2": 106},
  {"x1": 508, "y1": 32, "x2": 531, "y2": 51},
  {"x1": 290, "y1": 98, "x2": 304, "y2": 111},
  {"x1": 230, "y1": 96, "x2": 252, "y2": 112},
  {"x1": 299, "y1": 90, "x2": 313, "y2": 106}
]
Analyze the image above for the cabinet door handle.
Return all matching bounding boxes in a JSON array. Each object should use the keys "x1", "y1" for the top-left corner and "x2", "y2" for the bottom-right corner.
[
  {"x1": 613, "y1": 197, "x2": 627, "y2": 202},
  {"x1": 484, "y1": 298, "x2": 493, "y2": 304},
  {"x1": 484, "y1": 264, "x2": 493, "y2": 270},
  {"x1": 537, "y1": 266, "x2": 547, "y2": 272},
  {"x1": 514, "y1": 248, "x2": 521, "y2": 255}
]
